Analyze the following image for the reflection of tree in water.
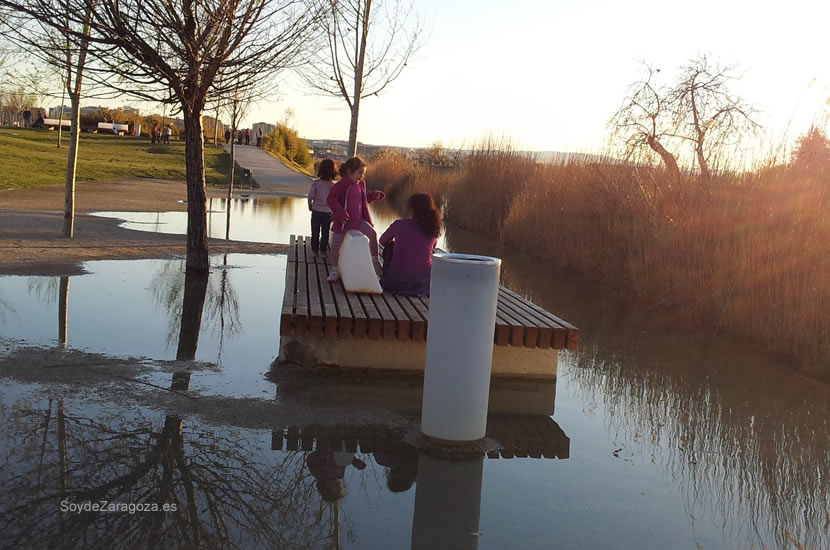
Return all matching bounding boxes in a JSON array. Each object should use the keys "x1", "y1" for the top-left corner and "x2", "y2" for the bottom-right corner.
[
  {"x1": 480, "y1": 239, "x2": 830, "y2": 549},
  {"x1": 0, "y1": 399, "x2": 344, "y2": 549},
  {"x1": 149, "y1": 258, "x2": 242, "y2": 361}
]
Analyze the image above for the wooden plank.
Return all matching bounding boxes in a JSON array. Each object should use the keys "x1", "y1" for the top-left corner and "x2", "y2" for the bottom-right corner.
[
  {"x1": 280, "y1": 255, "x2": 296, "y2": 336},
  {"x1": 403, "y1": 295, "x2": 428, "y2": 343},
  {"x1": 386, "y1": 294, "x2": 412, "y2": 342},
  {"x1": 316, "y1": 262, "x2": 339, "y2": 338},
  {"x1": 373, "y1": 293, "x2": 402, "y2": 342},
  {"x1": 295, "y1": 256, "x2": 309, "y2": 336},
  {"x1": 501, "y1": 286, "x2": 579, "y2": 350},
  {"x1": 396, "y1": 295, "x2": 424, "y2": 343},
  {"x1": 307, "y1": 256, "x2": 324, "y2": 336},
  {"x1": 271, "y1": 429, "x2": 284, "y2": 451},
  {"x1": 496, "y1": 294, "x2": 540, "y2": 348},
  {"x1": 300, "y1": 428, "x2": 315, "y2": 451},
  {"x1": 493, "y1": 311, "x2": 514, "y2": 347},
  {"x1": 287, "y1": 235, "x2": 296, "y2": 263},
  {"x1": 358, "y1": 293, "x2": 383, "y2": 340},
  {"x1": 498, "y1": 288, "x2": 554, "y2": 349},
  {"x1": 495, "y1": 302, "x2": 526, "y2": 347},
  {"x1": 341, "y1": 283, "x2": 368, "y2": 339},
  {"x1": 324, "y1": 262, "x2": 353, "y2": 338},
  {"x1": 285, "y1": 427, "x2": 300, "y2": 451}
]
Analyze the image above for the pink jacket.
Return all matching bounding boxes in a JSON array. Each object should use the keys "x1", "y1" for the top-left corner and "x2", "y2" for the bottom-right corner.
[{"x1": 326, "y1": 176, "x2": 384, "y2": 233}]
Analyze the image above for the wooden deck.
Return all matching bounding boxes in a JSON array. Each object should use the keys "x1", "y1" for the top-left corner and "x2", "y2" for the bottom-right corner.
[
  {"x1": 281, "y1": 235, "x2": 579, "y2": 350},
  {"x1": 271, "y1": 416, "x2": 570, "y2": 460}
]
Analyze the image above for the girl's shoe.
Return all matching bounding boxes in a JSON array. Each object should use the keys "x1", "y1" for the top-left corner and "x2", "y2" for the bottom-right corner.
[{"x1": 327, "y1": 269, "x2": 340, "y2": 282}]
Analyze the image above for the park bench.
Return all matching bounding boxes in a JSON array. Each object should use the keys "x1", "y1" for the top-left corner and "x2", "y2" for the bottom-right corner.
[
  {"x1": 278, "y1": 235, "x2": 579, "y2": 379},
  {"x1": 97, "y1": 122, "x2": 130, "y2": 134},
  {"x1": 42, "y1": 118, "x2": 71, "y2": 128}
]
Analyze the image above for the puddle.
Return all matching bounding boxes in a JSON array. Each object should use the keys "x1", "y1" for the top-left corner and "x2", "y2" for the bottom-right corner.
[
  {"x1": 92, "y1": 196, "x2": 449, "y2": 250},
  {"x1": 0, "y1": 254, "x2": 283, "y2": 398},
  {"x1": 1, "y1": 213, "x2": 828, "y2": 548}
]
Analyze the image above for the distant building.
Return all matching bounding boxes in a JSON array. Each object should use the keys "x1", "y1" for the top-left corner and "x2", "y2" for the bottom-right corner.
[
  {"x1": 48, "y1": 105, "x2": 71, "y2": 119},
  {"x1": 252, "y1": 122, "x2": 275, "y2": 136}
]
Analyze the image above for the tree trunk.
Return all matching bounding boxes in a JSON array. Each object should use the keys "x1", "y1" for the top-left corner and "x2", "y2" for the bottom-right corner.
[
  {"x1": 63, "y1": 92, "x2": 82, "y2": 238},
  {"x1": 58, "y1": 276, "x2": 69, "y2": 347},
  {"x1": 647, "y1": 134, "x2": 681, "y2": 187},
  {"x1": 176, "y1": 267, "x2": 209, "y2": 360},
  {"x1": 347, "y1": 0, "x2": 371, "y2": 158},
  {"x1": 183, "y1": 109, "x2": 210, "y2": 271},
  {"x1": 696, "y1": 141, "x2": 710, "y2": 181}
]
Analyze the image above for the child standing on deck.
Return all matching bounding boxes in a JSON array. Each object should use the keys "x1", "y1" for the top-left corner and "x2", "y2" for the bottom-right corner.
[
  {"x1": 307, "y1": 159, "x2": 337, "y2": 258},
  {"x1": 326, "y1": 157, "x2": 385, "y2": 282}
]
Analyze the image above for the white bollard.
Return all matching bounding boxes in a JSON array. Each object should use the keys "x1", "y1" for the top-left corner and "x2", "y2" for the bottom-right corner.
[{"x1": 421, "y1": 253, "x2": 501, "y2": 443}]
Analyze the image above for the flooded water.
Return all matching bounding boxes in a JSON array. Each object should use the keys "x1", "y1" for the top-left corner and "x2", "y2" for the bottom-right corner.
[
  {"x1": 92, "y1": 196, "x2": 449, "y2": 250},
  {"x1": 1, "y1": 198, "x2": 828, "y2": 549}
]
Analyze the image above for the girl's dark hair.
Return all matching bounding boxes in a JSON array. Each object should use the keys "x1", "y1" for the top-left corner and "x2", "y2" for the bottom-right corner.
[
  {"x1": 408, "y1": 193, "x2": 441, "y2": 238},
  {"x1": 317, "y1": 158, "x2": 336, "y2": 181},
  {"x1": 338, "y1": 156, "x2": 366, "y2": 178}
]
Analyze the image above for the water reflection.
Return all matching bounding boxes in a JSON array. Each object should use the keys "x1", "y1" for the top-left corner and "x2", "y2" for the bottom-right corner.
[
  {"x1": 0, "y1": 390, "x2": 570, "y2": 550},
  {"x1": 92, "y1": 196, "x2": 449, "y2": 250},
  {"x1": 445, "y1": 226, "x2": 830, "y2": 549},
  {"x1": 0, "y1": 255, "x2": 281, "y2": 397}
]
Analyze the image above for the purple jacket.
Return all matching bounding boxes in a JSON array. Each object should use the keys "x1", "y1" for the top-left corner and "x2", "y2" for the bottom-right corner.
[{"x1": 326, "y1": 176, "x2": 384, "y2": 233}]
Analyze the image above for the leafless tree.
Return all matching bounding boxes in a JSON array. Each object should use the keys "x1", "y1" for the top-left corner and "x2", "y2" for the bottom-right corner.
[
  {"x1": 610, "y1": 57, "x2": 758, "y2": 183},
  {"x1": 609, "y1": 64, "x2": 682, "y2": 187},
  {"x1": 1, "y1": 0, "x2": 95, "y2": 238},
  {"x1": 3, "y1": 0, "x2": 319, "y2": 271},
  {"x1": 670, "y1": 56, "x2": 759, "y2": 180},
  {"x1": 300, "y1": 0, "x2": 422, "y2": 157}
]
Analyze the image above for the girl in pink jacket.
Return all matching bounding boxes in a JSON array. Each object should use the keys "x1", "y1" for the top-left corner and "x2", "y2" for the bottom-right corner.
[{"x1": 325, "y1": 157, "x2": 385, "y2": 282}]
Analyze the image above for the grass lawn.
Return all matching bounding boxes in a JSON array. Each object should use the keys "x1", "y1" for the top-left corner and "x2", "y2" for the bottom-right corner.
[{"x1": 0, "y1": 128, "x2": 234, "y2": 190}]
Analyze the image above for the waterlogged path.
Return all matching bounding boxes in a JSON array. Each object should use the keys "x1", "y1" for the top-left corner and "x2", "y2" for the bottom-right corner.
[{"x1": 0, "y1": 197, "x2": 827, "y2": 549}]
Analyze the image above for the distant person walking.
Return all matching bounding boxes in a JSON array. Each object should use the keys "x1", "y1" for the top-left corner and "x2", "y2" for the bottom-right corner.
[
  {"x1": 325, "y1": 157, "x2": 385, "y2": 282},
  {"x1": 224, "y1": 128, "x2": 231, "y2": 144},
  {"x1": 22, "y1": 109, "x2": 32, "y2": 128},
  {"x1": 244, "y1": 128, "x2": 250, "y2": 145},
  {"x1": 151, "y1": 122, "x2": 158, "y2": 144},
  {"x1": 307, "y1": 159, "x2": 337, "y2": 258},
  {"x1": 379, "y1": 193, "x2": 441, "y2": 296},
  {"x1": 163, "y1": 124, "x2": 172, "y2": 144},
  {"x1": 256, "y1": 127, "x2": 263, "y2": 147},
  {"x1": 237, "y1": 130, "x2": 243, "y2": 145}
]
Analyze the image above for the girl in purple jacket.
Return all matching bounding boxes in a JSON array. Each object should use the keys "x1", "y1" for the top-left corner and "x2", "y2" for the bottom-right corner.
[
  {"x1": 379, "y1": 193, "x2": 440, "y2": 296},
  {"x1": 326, "y1": 157, "x2": 385, "y2": 282}
]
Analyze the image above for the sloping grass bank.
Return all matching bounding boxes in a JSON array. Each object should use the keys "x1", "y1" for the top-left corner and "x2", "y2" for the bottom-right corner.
[
  {"x1": 0, "y1": 129, "x2": 233, "y2": 190},
  {"x1": 369, "y1": 147, "x2": 830, "y2": 378}
]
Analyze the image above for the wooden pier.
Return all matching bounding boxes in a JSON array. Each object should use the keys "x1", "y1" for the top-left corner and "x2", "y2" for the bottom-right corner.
[
  {"x1": 271, "y1": 416, "x2": 570, "y2": 460},
  {"x1": 279, "y1": 235, "x2": 579, "y2": 379}
]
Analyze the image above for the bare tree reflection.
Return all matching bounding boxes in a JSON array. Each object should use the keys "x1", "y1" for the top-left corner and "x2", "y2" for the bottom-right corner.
[
  {"x1": 149, "y1": 259, "x2": 241, "y2": 362},
  {"x1": 0, "y1": 400, "x2": 339, "y2": 549},
  {"x1": 176, "y1": 268, "x2": 209, "y2": 361},
  {"x1": 58, "y1": 276, "x2": 69, "y2": 348}
]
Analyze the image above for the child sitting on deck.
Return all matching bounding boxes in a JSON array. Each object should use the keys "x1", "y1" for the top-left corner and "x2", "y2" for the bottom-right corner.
[
  {"x1": 378, "y1": 193, "x2": 440, "y2": 297},
  {"x1": 307, "y1": 159, "x2": 336, "y2": 258},
  {"x1": 326, "y1": 157, "x2": 385, "y2": 282}
]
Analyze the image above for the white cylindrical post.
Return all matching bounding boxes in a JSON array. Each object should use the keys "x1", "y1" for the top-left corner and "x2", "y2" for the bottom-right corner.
[{"x1": 421, "y1": 253, "x2": 501, "y2": 443}]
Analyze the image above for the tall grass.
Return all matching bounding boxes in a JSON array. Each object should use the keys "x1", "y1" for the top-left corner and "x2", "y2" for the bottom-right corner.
[{"x1": 367, "y1": 142, "x2": 830, "y2": 377}]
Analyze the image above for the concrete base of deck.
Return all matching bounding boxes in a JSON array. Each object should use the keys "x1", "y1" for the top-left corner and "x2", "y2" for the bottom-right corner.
[{"x1": 278, "y1": 334, "x2": 558, "y2": 380}]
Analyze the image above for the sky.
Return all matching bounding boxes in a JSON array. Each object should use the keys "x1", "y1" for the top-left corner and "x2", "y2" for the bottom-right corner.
[{"x1": 241, "y1": 0, "x2": 830, "y2": 154}]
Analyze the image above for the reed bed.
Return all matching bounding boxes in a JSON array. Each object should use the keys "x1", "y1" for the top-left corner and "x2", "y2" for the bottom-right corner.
[{"x1": 367, "y1": 143, "x2": 830, "y2": 377}]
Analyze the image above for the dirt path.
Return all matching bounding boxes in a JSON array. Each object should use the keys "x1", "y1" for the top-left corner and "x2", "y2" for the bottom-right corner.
[
  {"x1": 224, "y1": 144, "x2": 313, "y2": 197},
  {"x1": 0, "y1": 179, "x2": 288, "y2": 275}
]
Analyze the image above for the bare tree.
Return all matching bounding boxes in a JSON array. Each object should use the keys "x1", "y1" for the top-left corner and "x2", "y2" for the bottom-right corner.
[
  {"x1": 609, "y1": 64, "x2": 682, "y2": 187},
  {"x1": 670, "y1": 56, "x2": 759, "y2": 180},
  {"x1": 3, "y1": 0, "x2": 319, "y2": 270},
  {"x1": 300, "y1": 0, "x2": 422, "y2": 157},
  {"x1": 610, "y1": 57, "x2": 758, "y2": 183}
]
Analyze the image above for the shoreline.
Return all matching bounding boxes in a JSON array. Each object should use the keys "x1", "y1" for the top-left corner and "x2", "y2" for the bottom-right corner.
[{"x1": 0, "y1": 178, "x2": 289, "y2": 275}]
